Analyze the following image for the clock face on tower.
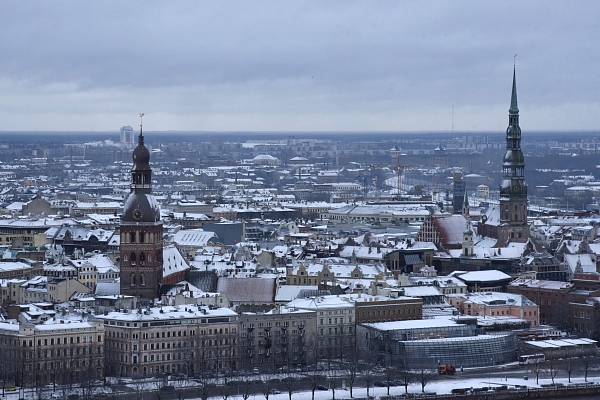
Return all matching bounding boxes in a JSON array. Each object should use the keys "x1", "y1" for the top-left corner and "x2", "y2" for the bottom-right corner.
[{"x1": 132, "y1": 208, "x2": 144, "y2": 220}]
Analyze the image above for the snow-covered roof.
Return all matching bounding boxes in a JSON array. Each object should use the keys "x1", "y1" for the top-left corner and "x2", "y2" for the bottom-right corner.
[
  {"x1": 454, "y1": 270, "x2": 512, "y2": 283},
  {"x1": 172, "y1": 229, "x2": 218, "y2": 247},
  {"x1": 98, "y1": 304, "x2": 237, "y2": 322},
  {"x1": 163, "y1": 244, "x2": 190, "y2": 278}
]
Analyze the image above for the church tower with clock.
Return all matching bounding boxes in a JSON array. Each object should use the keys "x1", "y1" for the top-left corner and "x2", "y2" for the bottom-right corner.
[
  {"x1": 498, "y1": 68, "x2": 529, "y2": 244},
  {"x1": 119, "y1": 114, "x2": 164, "y2": 300}
]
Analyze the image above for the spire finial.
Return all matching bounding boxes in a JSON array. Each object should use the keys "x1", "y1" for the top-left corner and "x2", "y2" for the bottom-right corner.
[
  {"x1": 138, "y1": 113, "x2": 145, "y2": 145},
  {"x1": 513, "y1": 53, "x2": 517, "y2": 67},
  {"x1": 509, "y1": 63, "x2": 518, "y2": 114}
]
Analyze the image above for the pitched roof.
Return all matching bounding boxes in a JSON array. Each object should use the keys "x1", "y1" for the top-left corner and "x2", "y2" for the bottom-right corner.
[{"x1": 216, "y1": 277, "x2": 276, "y2": 303}]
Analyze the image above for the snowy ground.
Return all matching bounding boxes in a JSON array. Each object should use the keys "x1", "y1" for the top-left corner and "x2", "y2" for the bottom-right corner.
[
  {"x1": 230, "y1": 376, "x2": 598, "y2": 399},
  {"x1": 4, "y1": 374, "x2": 599, "y2": 400}
]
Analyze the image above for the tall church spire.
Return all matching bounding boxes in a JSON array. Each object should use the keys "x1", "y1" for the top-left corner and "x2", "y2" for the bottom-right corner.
[{"x1": 498, "y1": 66, "x2": 529, "y2": 243}]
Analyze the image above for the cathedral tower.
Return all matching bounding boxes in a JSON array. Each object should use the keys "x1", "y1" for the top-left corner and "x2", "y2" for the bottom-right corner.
[
  {"x1": 498, "y1": 68, "x2": 529, "y2": 243},
  {"x1": 120, "y1": 115, "x2": 164, "y2": 299}
]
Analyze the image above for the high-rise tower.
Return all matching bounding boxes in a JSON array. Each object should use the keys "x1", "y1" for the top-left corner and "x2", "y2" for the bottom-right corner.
[
  {"x1": 498, "y1": 68, "x2": 529, "y2": 243},
  {"x1": 120, "y1": 115, "x2": 164, "y2": 299}
]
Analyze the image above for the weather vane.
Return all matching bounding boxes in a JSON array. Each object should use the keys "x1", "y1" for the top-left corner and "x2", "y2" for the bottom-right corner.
[
  {"x1": 139, "y1": 113, "x2": 145, "y2": 127},
  {"x1": 513, "y1": 54, "x2": 517, "y2": 67}
]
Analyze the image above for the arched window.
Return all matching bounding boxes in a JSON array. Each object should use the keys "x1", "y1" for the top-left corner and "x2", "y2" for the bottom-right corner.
[
  {"x1": 139, "y1": 253, "x2": 146, "y2": 264},
  {"x1": 123, "y1": 254, "x2": 128, "y2": 262},
  {"x1": 140, "y1": 232, "x2": 145, "y2": 243},
  {"x1": 130, "y1": 232, "x2": 136, "y2": 243},
  {"x1": 148, "y1": 253, "x2": 152, "y2": 262},
  {"x1": 140, "y1": 273, "x2": 146, "y2": 286},
  {"x1": 130, "y1": 253, "x2": 136, "y2": 264},
  {"x1": 130, "y1": 273, "x2": 136, "y2": 286}
]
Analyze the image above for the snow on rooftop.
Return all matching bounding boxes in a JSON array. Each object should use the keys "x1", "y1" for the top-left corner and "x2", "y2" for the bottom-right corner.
[
  {"x1": 456, "y1": 270, "x2": 512, "y2": 282},
  {"x1": 364, "y1": 317, "x2": 459, "y2": 331}
]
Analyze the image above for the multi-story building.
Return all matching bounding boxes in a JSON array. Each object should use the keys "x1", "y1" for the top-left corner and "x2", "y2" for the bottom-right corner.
[
  {"x1": 286, "y1": 295, "x2": 356, "y2": 361},
  {"x1": 99, "y1": 305, "x2": 238, "y2": 378},
  {"x1": 238, "y1": 307, "x2": 316, "y2": 373},
  {"x1": 447, "y1": 291, "x2": 539, "y2": 327},
  {"x1": 353, "y1": 293, "x2": 423, "y2": 324},
  {"x1": 507, "y1": 278, "x2": 573, "y2": 325},
  {"x1": 0, "y1": 318, "x2": 104, "y2": 387},
  {"x1": 0, "y1": 261, "x2": 42, "y2": 281}
]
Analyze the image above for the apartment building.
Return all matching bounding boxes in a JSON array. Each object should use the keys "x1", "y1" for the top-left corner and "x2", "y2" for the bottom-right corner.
[
  {"x1": 0, "y1": 318, "x2": 104, "y2": 387},
  {"x1": 238, "y1": 306, "x2": 316, "y2": 373},
  {"x1": 99, "y1": 305, "x2": 238, "y2": 377}
]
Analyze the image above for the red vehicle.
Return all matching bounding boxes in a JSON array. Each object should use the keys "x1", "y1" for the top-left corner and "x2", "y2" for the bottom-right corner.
[{"x1": 438, "y1": 365, "x2": 456, "y2": 375}]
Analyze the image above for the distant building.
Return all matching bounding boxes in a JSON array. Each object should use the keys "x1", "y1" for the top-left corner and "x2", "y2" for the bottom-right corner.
[
  {"x1": 120, "y1": 126, "x2": 135, "y2": 146},
  {"x1": 452, "y1": 171, "x2": 465, "y2": 213}
]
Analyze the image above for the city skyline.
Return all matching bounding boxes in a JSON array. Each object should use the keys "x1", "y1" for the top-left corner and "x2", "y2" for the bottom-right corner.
[{"x1": 0, "y1": 1, "x2": 598, "y2": 132}]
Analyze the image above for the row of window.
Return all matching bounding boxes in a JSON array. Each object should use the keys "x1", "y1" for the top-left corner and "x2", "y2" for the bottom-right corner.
[
  {"x1": 21, "y1": 335, "x2": 101, "y2": 347},
  {"x1": 122, "y1": 230, "x2": 157, "y2": 244}
]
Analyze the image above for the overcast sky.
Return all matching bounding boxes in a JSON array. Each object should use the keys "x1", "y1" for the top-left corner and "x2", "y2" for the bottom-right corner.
[{"x1": 0, "y1": 1, "x2": 598, "y2": 132}]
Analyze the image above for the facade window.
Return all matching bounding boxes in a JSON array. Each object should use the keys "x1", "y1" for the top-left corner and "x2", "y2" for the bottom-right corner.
[{"x1": 130, "y1": 273, "x2": 136, "y2": 286}]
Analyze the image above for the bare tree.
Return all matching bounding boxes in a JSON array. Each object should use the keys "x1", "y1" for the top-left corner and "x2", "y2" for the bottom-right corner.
[
  {"x1": 323, "y1": 337, "x2": 341, "y2": 400},
  {"x1": 563, "y1": 356, "x2": 575, "y2": 384},
  {"x1": 194, "y1": 337, "x2": 215, "y2": 400},
  {"x1": 362, "y1": 360, "x2": 375, "y2": 398},
  {"x1": 533, "y1": 356, "x2": 544, "y2": 385},
  {"x1": 131, "y1": 379, "x2": 147, "y2": 400},
  {"x1": 343, "y1": 346, "x2": 360, "y2": 398},
  {"x1": 281, "y1": 371, "x2": 296, "y2": 400},
  {"x1": 306, "y1": 333, "x2": 322, "y2": 400},
  {"x1": 217, "y1": 377, "x2": 232, "y2": 400},
  {"x1": 546, "y1": 356, "x2": 559, "y2": 385},
  {"x1": 258, "y1": 374, "x2": 275, "y2": 400},
  {"x1": 383, "y1": 365, "x2": 398, "y2": 396},
  {"x1": 173, "y1": 374, "x2": 192, "y2": 400},
  {"x1": 417, "y1": 368, "x2": 432, "y2": 393},
  {"x1": 151, "y1": 376, "x2": 166, "y2": 400},
  {"x1": 580, "y1": 353, "x2": 591, "y2": 382},
  {"x1": 398, "y1": 367, "x2": 413, "y2": 395}
]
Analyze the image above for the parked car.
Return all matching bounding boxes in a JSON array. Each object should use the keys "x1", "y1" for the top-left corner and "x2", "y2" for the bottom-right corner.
[
  {"x1": 270, "y1": 389, "x2": 281, "y2": 395},
  {"x1": 316, "y1": 385, "x2": 328, "y2": 391},
  {"x1": 374, "y1": 381, "x2": 386, "y2": 387}
]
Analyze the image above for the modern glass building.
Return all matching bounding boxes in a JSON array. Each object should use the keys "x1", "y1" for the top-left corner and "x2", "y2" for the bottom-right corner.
[
  {"x1": 398, "y1": 333, "x2": 517, "y2": 369},
  {"x1": 357, "y1": 318, "x2": 517, "y2": 369}
]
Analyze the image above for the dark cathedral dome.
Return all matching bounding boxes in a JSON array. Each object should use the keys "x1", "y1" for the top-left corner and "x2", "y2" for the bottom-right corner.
[{"x1": 122, "y1": 193, "x2": 161, "y2": 223}]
